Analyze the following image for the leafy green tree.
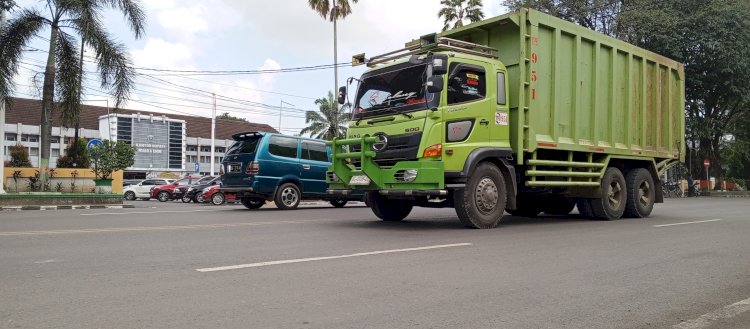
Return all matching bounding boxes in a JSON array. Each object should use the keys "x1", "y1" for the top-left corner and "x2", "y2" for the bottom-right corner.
[
  {"x1": 438, "y1": 0, "x2": 484, "y2": 32},
  {"x1": 0, "y1": 0, "x2": 145, "y2": 184},
  {"x1": 89, "y1": 140, "x2": 135, "y2": 179},
  {"x1": 8, "y1": 143, "x2": 31, "y2": 167},
  {"x1": 216, "y1": 112, "x2": 248, "y2": 122},
  {"x1": 308, "y1": 0, "x2": 359, "y2": 100},
  {"x1": 300, "y1": 91, "x2": 349, "y2": 140},
  {"x1": 56, "y1": 138, "x2": 90, "y2": 168},
  {"x1": 503, "y1": 0, "x2": 621, "y2": 36}
]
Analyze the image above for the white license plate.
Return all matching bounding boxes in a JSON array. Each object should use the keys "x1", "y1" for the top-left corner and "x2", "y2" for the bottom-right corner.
[{"x1": 349, "y1": 175, "x2": 371, "y2": 186}]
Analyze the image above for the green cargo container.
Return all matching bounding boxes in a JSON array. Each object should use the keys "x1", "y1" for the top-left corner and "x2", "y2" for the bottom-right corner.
[
  {"x1": 327, "y1": 9, "x2": 686, "y2": 228},
  {"x1": 442, "y1": 9, "x2": 685, "y2": 165}
]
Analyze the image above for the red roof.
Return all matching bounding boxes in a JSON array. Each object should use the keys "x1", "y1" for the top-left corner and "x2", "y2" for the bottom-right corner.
[{"x1": 5, "y1": 97, "x2": 278, "y2": 139}]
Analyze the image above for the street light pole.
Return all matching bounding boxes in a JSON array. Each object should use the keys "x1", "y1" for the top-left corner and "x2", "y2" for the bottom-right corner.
[{"x1": 278, "y1": 100, "x2": 295, "y2": 134}]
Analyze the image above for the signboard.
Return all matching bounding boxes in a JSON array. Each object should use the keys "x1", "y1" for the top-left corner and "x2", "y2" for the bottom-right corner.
[
  {"x1": 86, "y1": 138, "x2": 103, "y2": 149},
  {"x1": 195, "y1": 162, "x2": 200, "y2": 173},
  {"x1": 703, "y1": 159, "x2": 710, "y2": 168},
  {"x1": 131, "y1": 119, "x2": 170, "y2": 169}
]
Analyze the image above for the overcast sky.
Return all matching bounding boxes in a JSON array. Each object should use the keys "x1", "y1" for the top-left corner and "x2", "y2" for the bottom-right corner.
[{"x1": 10, "y1": 0, "x2": 507, "y2": 135}]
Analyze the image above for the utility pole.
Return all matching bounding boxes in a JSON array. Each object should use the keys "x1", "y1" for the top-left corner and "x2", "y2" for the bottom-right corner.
[
  {"x1": 210, "y1": 93, "x2": 216, "y2": 176},
  {"x1": 278, "y1": 100, "x2": 295, "y2": 134},
  {"x1": 0, "y1": 3, "x2": 9, "y2": 194}
]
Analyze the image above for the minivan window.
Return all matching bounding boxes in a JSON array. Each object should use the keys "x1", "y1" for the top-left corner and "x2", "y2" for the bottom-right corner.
[
  {"x1": 268, "y1": 136, "x2": 298, "y2": 158},
  {"x1": 302, "y1": 142, "x2": 328, "y2": 162},
  {"x1": 226, "y1": 136, "x2": 261, "y2": 155}
]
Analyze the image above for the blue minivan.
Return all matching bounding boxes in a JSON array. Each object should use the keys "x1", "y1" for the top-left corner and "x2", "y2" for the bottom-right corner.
[{"x1": 219, "y1": 132, "x2": 361, "y2": 210}]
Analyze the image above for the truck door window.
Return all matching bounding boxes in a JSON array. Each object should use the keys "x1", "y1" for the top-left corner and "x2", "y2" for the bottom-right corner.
[
  {"x1": 268, "y1": 136, "x2": 299, "y2": 159},
  {"x1": 497, "y1": 72, "x2": 507, "y2": 105},
  {"x1": 302, "y1": 142, "x2": 328, "y2": 162},
  {"x1": 447, "y1": 63, "x2": 486, "y2": 105}
]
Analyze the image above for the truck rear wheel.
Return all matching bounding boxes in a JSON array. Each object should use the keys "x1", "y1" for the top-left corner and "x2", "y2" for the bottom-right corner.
[
  {"x1": 591, "y1": 167, "x2": 627, "y2": 220},
  {"x1": 454, "y1": 162, "x2": 507, "y2": 229},
  {"x1": 623, "y1": 168, "x2": 655, "y2": 218},
  {"x1": 367, "y1": 192, "x2": 412, "y2": 222}
]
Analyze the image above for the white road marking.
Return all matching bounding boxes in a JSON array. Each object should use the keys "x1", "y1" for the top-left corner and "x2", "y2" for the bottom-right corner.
[
  {"x1": 196, "y1": 243, "x2": 473, "y2": 272},
  {"x1": 80, "y1": 209, "x2": 220, "y2": 216},
  {"x1": 0, "y1": 220, "x2": 305, "y2": 236},
  {"x1": 673, "y1": 297, "x2": 750, "y2": 329},
  {"x1": 653, "y1": 219, "x2": 722, "y2": 228}
]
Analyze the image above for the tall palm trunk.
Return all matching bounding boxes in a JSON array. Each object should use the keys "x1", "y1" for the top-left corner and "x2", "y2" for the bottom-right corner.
[
  {"x1": 40, "y1": 26, "x2": 59, "y2": 186},
  {"x1": 73, "y1": 41, "x2": 84, "y2": 164}
]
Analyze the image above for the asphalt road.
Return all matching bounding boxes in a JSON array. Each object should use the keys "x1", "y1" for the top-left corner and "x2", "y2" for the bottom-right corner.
[{"x1": 1, "y1": 198, "x2": 749, "y2": 329}]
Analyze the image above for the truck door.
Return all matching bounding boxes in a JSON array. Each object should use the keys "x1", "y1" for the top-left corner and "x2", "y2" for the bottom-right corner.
[
  {"x1": 491, "y1": 70, "x2": 511, "y2": 142},
  {"x1": 443, "y1": 61, "x2": 493, "y2": 158}
]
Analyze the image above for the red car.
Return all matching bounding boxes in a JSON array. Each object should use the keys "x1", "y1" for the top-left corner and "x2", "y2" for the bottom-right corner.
[
  {"x1": 202, "y1": 184, "x2": 237, "y2": 205},
  {"x1": 151, "y1": 176, "x2": 210, "y2": 202}
]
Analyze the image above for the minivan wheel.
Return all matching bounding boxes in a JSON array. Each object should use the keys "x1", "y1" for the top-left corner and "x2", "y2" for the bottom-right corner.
[
  {"x1": 330, "y1": 199, "x2": 347, "y2": 208},
  {"x1": 124, "y1": 191, "x2": 136, "y2": 201},
  {"x1": 157, "y1": 191, "x2": 170, "y2": 202},
  {"x1": 211, "y1": 192, "x2": 226, "y2": 205},
  {"x1": 274, "y1": 183, "x2": 301, "y2": 210},
  {"x1": 181, "y1": 194, "x2": 192, "y2": 203},
  {"x1": 241, "y1": 197, "x2": 264, "y2": 209}
]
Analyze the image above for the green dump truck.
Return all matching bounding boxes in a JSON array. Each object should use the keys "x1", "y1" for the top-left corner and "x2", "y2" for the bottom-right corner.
[{"x1": 327, "y1": 8, "x2": 685, "y2": 228}]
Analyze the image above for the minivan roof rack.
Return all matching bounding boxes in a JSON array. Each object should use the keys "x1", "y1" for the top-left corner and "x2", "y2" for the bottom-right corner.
[{"x1": 360, "y1": 33, "x2": 497, "y2": 68}]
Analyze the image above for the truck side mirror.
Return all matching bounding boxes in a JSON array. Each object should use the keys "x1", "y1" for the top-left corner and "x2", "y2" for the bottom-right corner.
[
  {"x1": 426, "y1": 75, "x2": 444, "y2": 93},
  {"x1": 337, "y1": 86, "x2": 346, "y2": 105},
  {"x1": 431, "y1": 54, "x2": 448, "y2": 75}
]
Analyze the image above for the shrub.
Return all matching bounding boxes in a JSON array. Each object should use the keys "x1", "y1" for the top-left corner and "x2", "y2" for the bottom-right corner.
[
  {"x1": 8, "y1": 143, "x2": 32, "y2": 167},
  {"x1": 56, "y1": 139, "x2": 91, "y2": 168}
]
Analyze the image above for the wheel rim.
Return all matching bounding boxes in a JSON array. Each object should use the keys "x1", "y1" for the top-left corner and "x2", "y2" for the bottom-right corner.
[
  {"x1": 281, "y1": 187, "x2": 299, "y2": 206},
  {"x1": 608, "y1": 181, "x2": 623, "y2": 209},
  {"x1": 638, "y1": 180, "x2": 651, "y2": 208},
  {"x1": 159, "y1": 192, "x2": 168, "y2": 201},
  {"x1": 197, "y1": 194, "x2": 204, "y2": 203},
  {"x1": 125, "y1": 192, "x2": 134, "y2": 200},
  {"x1": 474, "y1": 177, "x2": 499, "y2": 214},
  {"x1": 212, "y1": 193, "x2": 224, "y2": 204}
]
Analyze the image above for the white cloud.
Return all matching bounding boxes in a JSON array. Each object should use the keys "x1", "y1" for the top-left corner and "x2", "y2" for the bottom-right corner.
[
  {"x1": 157, "y1": 6, "x2": 210, "y2": 33},
  {"x1": 131, "y1": 38, "x2": 192, "y2": 68}
]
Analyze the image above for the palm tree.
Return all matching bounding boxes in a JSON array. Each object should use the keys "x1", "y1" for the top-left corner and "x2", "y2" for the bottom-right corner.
[
  {"x1": 438, "y1": 0, "x2": 485, "y2": 32},
  {"x1": 308, "y1": 0, "x2": 358, "y2": 101},
  {"x1": 300, "y1": 91, "x2": 349, "y2": 140},
  {"x1": 0, "y1": 0, "x2": 145, "y2": 182}
]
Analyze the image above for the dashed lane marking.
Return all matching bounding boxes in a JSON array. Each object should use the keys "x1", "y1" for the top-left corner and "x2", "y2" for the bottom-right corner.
[
  {"x1": 653, "y1": 219, "x2": 722, "y2": 228},
  {"x1": 674, "y1": 297, "x2": 750, "y2": 329}
]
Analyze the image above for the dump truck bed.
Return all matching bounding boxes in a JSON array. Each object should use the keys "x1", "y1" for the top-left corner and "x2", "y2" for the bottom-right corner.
[{"x1": 442, "y1": 9, "x2": 685, "y2": 165}]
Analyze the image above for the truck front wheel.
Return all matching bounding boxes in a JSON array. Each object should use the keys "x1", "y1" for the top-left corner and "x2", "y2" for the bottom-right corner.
[
  {"x1": 454, "y1": 162, "x2": 507, "y2": 229},
  {"x1": 591, "y1": 167, "x2": 627, "y2": 220},
  {"x1": 367, "y1": 192, "x2": 412, "y2": 222}
]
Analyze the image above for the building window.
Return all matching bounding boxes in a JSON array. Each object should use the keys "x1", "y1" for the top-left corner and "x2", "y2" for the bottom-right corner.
[
  {"x1": 50, "y1": 137, "x2": 59, "y2": 144},
  {"x1": 187, "y1": 146, "x2": 197, "y2": 152},
  {"x1": 52, "y1": 149, "x2": 60, "y2": 157},
  {"x1": 215, "y1": 156, "x2": 222, "y2": 164},
  {"x1": 64, "y1": 139, "x2": 70, "y2": 144},
  {"x1": 216, "y1": 147, "x2": 226, "y2": 153},
  {"x1": 200, "y1": 156, "x2": 209, "y2": 163},
  {"x1": 200, "y1": 146, "x2": 211, "y2": 152},
  {"x1": 21, "y1": 135, "x2": 27, "y2": 142},
  {"x1": 28, "y1": 135, "x2": 39, "y2": 143},
  {"x1": 4, "y1": 134, "x2": 16, "y2": 141},
  {"x1": 29, "y1": 147, "x2": 39, "y2": 156}
]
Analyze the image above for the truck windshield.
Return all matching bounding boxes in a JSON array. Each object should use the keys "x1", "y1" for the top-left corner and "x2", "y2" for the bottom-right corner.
[{"x1": 353, "y1": 62, "x2": 438, "y2": 119}]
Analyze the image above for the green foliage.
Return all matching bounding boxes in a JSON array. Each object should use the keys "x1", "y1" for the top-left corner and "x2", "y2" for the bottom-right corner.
[
  {"x1": 308, "y1": 0, "x2": 359, "y2": 21},
  {"x1": 438, "y1": 0, "x2": 484, "y2": 32},
  {"x1": 89, "y1": 140, "x2": 136, "y2": 179},
  {"x1": 8, "y1": 143, "x2": 31, "y2": 167},
  {"x1": 56, "y1": 139, "x2": 91, "y2": 168},
  {"x1": 503, "y1": 0, "x2": 621, "y2": 36},
  {"x1": 216, "y1": 112, "x2": 247, "y2": 122},
  {"x1": 300, "y1": 91, "x2": 350, "y2": 140}
]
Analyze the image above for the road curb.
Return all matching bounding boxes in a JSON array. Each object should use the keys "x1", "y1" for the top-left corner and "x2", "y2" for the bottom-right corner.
[{"x1": 0, "y1": 204, "x2": 135, "y2": 211}]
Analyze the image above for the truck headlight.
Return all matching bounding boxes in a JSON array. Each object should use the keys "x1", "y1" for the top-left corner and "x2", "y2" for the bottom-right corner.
[
  {"x1": 396, "y1": 169, "x2": 418, "y2": 182},
  {"x1": 327, "y1": 172, "x2": 340, "y2": 182}
]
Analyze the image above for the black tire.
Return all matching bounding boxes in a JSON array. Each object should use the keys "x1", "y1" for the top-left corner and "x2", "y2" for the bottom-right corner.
[
  {"x1": 181, "y1": 194, "x2": 192, "y2": 203},
  {"x1": 194, "y1": 193, "x2": 205, "y2": 203},
  {"x1": 576, "y1": 198, "x2": 594, "y2": 218},
  {"x1": 454, "y1": 162, "x2": 507, "y2": 229},
  {"x1": 541, "y1": 197, "x2": 576, "y2": 215},
  {"x1": 274, "y1": 183, "x2": 301, "y2": 210},
  {"x1": 240, "y1": 197, "x2": 264, "y2": 209},
  {"x1": 623, "y1": 168, "x2": 655, "y2": 218},
  {"x1": 505, "y1": 194, "x2": 541, "y2": 217},
  {"x1": 591, "y1": 167, "x2": 627, "y2": 220},
  {"x1": 157, "y1": 191, "x2": 170, "y2": 202},
  {"x1": 367, "y1": 191, "x2": 412, "y2": 222},
  {"x1": 211, "y1": 192, "x2": 226, "y2": 205},
  {"x1": 330, "y1": 199, "x2": 348, "y2": 208},
  {"x1": 124, "y1": 191, "x2": 136, "y2": 201}
]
